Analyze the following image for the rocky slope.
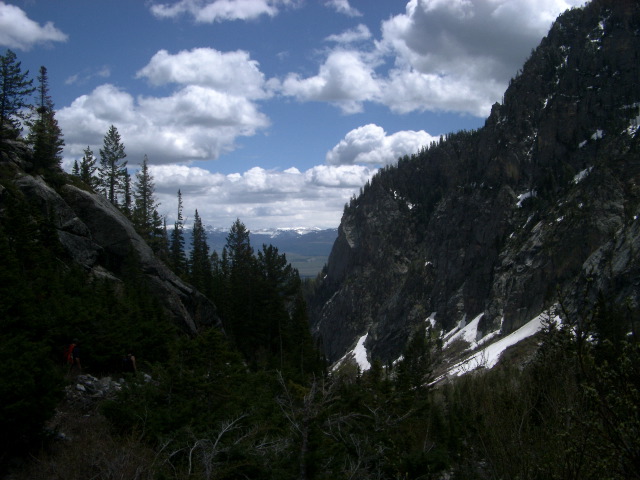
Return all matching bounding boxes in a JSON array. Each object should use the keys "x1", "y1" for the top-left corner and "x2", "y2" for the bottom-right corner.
[
  {"x1": 308, "y1": 0, "x2": 640, "y2": 366},
  {"x1": 0, "y1": 142, "x2": 221, "y2": 334}
]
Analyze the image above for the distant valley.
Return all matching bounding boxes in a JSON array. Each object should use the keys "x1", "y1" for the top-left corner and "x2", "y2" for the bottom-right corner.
[{"x1": 184, "y1": 226, "x2": 338, "y2": 278}]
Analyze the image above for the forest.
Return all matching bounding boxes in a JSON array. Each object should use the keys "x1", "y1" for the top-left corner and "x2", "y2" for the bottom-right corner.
[{"x1": 1, "y1": 47, "x2": 640, "y2": 479}]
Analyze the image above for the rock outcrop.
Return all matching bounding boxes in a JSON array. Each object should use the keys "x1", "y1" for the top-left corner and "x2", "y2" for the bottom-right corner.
[
  {"x1": 309, "y1": 0, "x2": 640, "y2": 365},
  {"x1": 0, "y1": 142, "x2": 220, "y2": 334}
]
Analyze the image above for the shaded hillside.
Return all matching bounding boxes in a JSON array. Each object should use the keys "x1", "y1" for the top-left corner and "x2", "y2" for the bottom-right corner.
[
  {"x1": 308, "y1": 0, "x2": 640, "y2": 364},
  {"x1": 0, "y1": 140, "x2": 220, "y2": 334}
]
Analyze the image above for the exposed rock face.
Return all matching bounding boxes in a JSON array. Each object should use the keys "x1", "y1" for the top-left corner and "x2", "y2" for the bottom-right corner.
[
  {"x1": 0, "y1": 144, "x2": 220, "y2": 334},
  {"x1": 309, "y1": 0, "x2": 640, "y2": 364}
]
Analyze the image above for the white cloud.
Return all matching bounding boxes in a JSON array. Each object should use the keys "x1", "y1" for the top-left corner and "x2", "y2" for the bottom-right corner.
[
  {"x1": 58, "y1": 82, "x2": 269, "y2": 164},
  {"x1": 325, "y1": 0, "x2": 361, "y2": 17},
  {"x1": 150, "y1": 0, "x2": 296, "y2": 23},
  {"x1": 0, "y1": 1, "x2": 67, "y2": 50},
  {"x1": 326, "y1": 124, "x2": 436, "y2": 166},
  {"x1": 281, "y1": 49, "x2": 380, "y2": 114},
  {"x1": 150, "y1": 163, "x2": 375, "y2": 230},
  {"x1": 281, "y1": 0, "x2": 583, "y2": 117},
  {"x1": 375, "y1": 0, "x2": 585, "y2": 116},
  {"x1": 136, "y1": 48, "x2": 271, "y2": 99},
  {"x1": 58, "y1": 47, "x2": 272, "y2": 164},
  {"x1": 325, "y1": 24, "x2": 371, "y2": 44}
]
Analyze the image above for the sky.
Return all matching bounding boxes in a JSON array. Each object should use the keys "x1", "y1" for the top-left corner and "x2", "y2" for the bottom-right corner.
[{"x1": 1, "y1": 0, "x2": 584, "y2": 231}]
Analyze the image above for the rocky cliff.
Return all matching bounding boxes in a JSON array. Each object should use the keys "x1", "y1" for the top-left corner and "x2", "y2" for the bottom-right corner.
[
  {"x1": 308, "y1": 0, "x2": 640, "y2": 365},
  {"x1": 0, "y1": 142, "x2": 220, "y2": 334}
]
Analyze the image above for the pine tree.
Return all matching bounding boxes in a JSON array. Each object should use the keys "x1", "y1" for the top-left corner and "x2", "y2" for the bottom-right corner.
[
  {"x1": 150, "y1": 210, "x2": 168, "y2": 258},
  {"x1": 0, "y1": 50, "x2": 34, "y2": 140},
  {"x1": 27, "y1": 66, "x2": 64, "y2": 171},
  {"x1": 122, "y1": 170, "x2": 132, "y2": 218},
  {"x1": 189, "y1": 209, "x2": 212, "y2": 294},
  {"x1": 223, "y1": 219, "x2": 259, "y2": 361},
  {"x1": 79, "y1": 146, "x2": 98, "y2": 188},
  {"x1": 132, "y1": 155, "x2": 157, "y2": 239},
  {"x1": 169, "y1": 190, "x2": 187, "y2": 276},
  {"x1": 98, "y1": 125, "x2": 127, "y2": 206},
  {"x1": 226, "y1": 218, "x2": 253, "y2": 269}
]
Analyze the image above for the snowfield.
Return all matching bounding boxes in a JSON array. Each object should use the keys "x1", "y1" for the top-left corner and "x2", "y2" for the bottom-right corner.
[
  {"x1": 333, "y1": 311, "x2": 550, "y2": 382},
  {"x1": 444, "y1": 312, "x2": 548, "y2": 378}
]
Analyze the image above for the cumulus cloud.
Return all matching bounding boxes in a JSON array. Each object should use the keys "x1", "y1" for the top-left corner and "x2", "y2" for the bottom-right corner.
[
  {"x1": 150, "y1": 0, "x2": 296, "y2": 23},
  {"x1": 150, "y1": 163, "x2": 375, "y2": 230},
  {"x1": 281, "y1": 49, "x2": 380, "y2": 114},
  {"x1": 59, "y1": 47, "x2": 271, "y2": 164},
  {"x1": 375, "y1": 0, "x2": 584, "y2": 116},
  {"x1": 0, "y1": 1, "x2": 67, "y2": 50},
  {"x1": 136, "y1": 48, "x2": 271, "y2": 99},
  {"x1": 325, "y1": 0, "x2": 361, "y2": 17},
  {"x1": 57, "y1": 83, "x2": 269, "y2": 164},
  {"x1": 281, "y1": 0, "x2": 583, "y2": 117},
  {"x1": 326, "y1": 124, "x2": 436, "y2": 166}
]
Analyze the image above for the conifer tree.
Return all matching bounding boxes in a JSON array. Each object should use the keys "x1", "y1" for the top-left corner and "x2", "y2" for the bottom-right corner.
[
  {"x1": 226, "y1": 218, "x2": 253, "y2": 269},
  {"x1": 150, "y1": 210, "x2": 169, "y2": 258},
  {"x1": 223, "y1": 219, "x2": 259, "y2": 360},
  {"x1": 78, "y1": 146, "x2": 98, "y2": 188},
  {"x1": 132, "y1": 155, "x2": 157, "y2": 239},
  {"x1": 122, "y1": 170, "x2": 132, "y2": 218},
  {"x1": 27, "y1": 66, "x2": 64, "y2": 170},
  {"x1": 169, "y1": 190, "x2": 187, "y2": 276},
  {"x1": 189, "y1": 209, "x2": 212, "y2": 294},
  {"x1": 98, "y1": 125, "x2": 127, "y2": 206},
  {"x1": 0, "y1": 50, "x2": 34, "y2": 140}
]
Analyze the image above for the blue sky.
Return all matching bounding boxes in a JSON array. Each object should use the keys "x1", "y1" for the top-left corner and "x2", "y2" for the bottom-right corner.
[{"x1": 1, "y1": 0, "x2": 583, "y2": 230}]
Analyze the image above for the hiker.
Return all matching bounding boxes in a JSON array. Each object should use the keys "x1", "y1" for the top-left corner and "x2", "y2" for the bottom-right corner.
[
  {"x1": 122, "y1": 352, "x2": 137, "y2": 373},
  {"x1": 65, "y1": 339, "x2": 82, "y2": 374}
]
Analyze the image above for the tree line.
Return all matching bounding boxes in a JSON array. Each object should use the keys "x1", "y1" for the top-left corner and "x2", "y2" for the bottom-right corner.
[{"x1": 1, "y1": 50, "x2": 64, "y2": 171}]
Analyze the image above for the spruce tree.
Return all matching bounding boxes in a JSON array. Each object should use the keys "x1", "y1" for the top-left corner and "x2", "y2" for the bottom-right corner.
[
  {"x1": 0, "y1": 50, "x2": 34, "y2": 140},
  {"x1": 150, "y1": 210, "x2": 168, "y2": 258},
  {"x1": 169, "y1": 190, "x2": 187, "y2": 276},
  {"x1": 132, "y1": 155, "x2": 157, "y2": 239},
  {"x1": 189, "y1": 209, "x2": 212, "y2": 294},
  {"x1": 223, "y1": 219, "x2": 258, "y2": 361},
  {"x1": 98, "y1": 125, "x2": 127, "y2": 206},
  {"x1": 79, "y1": 146, "x2": 98, "y2": 188},
  {"x1": 27, "y1": 66, "x2": 64, "y2": 170},
  {"x1": 122, "y1": 170, "x2": 132, "y2": 218}
]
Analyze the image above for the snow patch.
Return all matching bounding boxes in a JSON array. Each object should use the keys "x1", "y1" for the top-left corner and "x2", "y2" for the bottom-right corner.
[
  {"x1": 443, "y1": 314, "x2": 483, "y2": 349},
  {"x1": 353, "y1": 334, "x2": 371, "y2": 371},
  {"x1": 426, "y1": 312, "x2": 437, "y2": 330},
  {"x1": 446, "y1": 312, "x2": 548, "y2": 377},
  {"x1": 573, "y1": 167, "x2": 593, "y2": 184},
  {"x1": 517, "y1": 190, "x2": 537, "y2": 208},
  {"x1": 591, "y1": 129, "x2": 604, "y2": 140},
  {"x1": 332, "y1": 332, "x2": 371, "y2": 372}
]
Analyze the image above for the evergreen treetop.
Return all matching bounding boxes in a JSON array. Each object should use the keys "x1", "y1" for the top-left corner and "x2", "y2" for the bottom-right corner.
[
  {"x1": 98, "y1": 125, "x2": 127, "y2": 206},
  {"x1": 0, "y1": 49, "x2": 35, "y2": 140}
]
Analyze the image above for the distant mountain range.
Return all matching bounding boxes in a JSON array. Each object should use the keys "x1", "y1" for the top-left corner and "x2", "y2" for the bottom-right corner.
[{"x1": 184, "y1": 226, "x2": 338, "y2": 278}]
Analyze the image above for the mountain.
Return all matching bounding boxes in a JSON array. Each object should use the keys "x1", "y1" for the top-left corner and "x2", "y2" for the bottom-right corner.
[
  {"x1": 185, "y1": 226, "x2": 338, "y2": 278},
  {"x1": 308, "y1": 0, "x2": 640, "y2": 367}
]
